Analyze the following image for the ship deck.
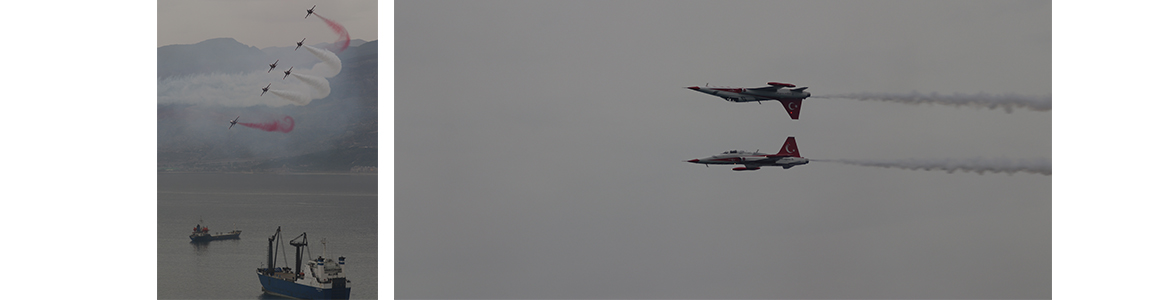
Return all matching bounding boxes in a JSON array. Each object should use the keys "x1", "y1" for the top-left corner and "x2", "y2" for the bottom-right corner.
[{"x1": 261, "y1": 270, "x2": 300, "y2": 281}]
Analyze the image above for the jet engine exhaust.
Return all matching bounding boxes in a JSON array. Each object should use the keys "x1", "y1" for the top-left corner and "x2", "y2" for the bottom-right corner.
[
  {"x1": 815, "y1": 92, "x2": 1051, "y2": 113},
  {"x1": 313, "y1": 14, "x2": 350, "y2": 53},
  {"x1": 241, "y1": 115, "x2": 296, "y2": 133},
  {"x1": 813, "y1": 158, "x2": 1050, "y2": 175}
]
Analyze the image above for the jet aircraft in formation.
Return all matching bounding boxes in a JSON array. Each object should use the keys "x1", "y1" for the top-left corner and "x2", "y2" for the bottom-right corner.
[
  {"x1": 305, "y1": 5, "x2": 316, "y2": 18},
  {"x1": 686, "y1": 137, "x2": 809, "y2": 171},
  {"x1": 295, "y1": 38, "x2": 306, "y2": 51},
  {"x1": 283, "y1": 67, "x2": 293, "y2": 80},
  {"x1": 260, "y1": 83, "x2": 271, "y2": 96},
  {"x1": 268, "y1": 60, "x2": 279, "y2": 73},
  {"x1": 687, "y1": 82, "x2": 810, "y2": 120},
  {"x1": 228, "y1": 116, "x2": 240, "y2": 129}
]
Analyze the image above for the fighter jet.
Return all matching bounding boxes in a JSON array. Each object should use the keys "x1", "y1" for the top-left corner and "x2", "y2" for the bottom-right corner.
[
  {"x1": 686, "y1": 137, "x2": 809, "y2": 171},
  {"x1": 687, "y1": 82, "x2": 811, "y2": 120},
  {"x1": 229, "y1": 116, "x2": 240, "y2": 129},
  {"x1": 283, "y1": 67, "x2": 293, "y2": 80},
  {"x1": 268, "y1": 60, "x2": 279, "y2": 73},
  {"x1": 295, "y1": 38, "x2": 306, "y2": 51},
  {"x1": 261, "y1": 83, "x2": 271, "y2": 96},
  {"x1": 305, "y1": 5, "x2": 316, "y2": 18}
]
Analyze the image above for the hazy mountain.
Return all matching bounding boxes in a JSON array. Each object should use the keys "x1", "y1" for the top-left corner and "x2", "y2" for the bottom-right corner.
[
  {"x1": 157, "y1": 38, "x2": 273, "y2": 80},
  {"x1": 258, "y1": 39, "x2": 369, "y2": 74},
  {"x1": 157, "y1": 40, "x2": 378, "y2": 173},
  {"x1": 158, "y1": 38, "x2": 370, "y2": 80},
  {"x1": 260, "y1": 39, "x2": 367, "y2": 54}
]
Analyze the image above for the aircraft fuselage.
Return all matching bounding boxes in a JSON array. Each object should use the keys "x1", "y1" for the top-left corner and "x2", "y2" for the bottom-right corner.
[
  {"x1": 686, "y1": 137, "x2": 808, "y2": 171},
  {"x1": 687, "y1": 86, "x2": 809, "y2": 103},
  {"x1": 683, "y1": 152, "x2": 804, "y2": 171}
]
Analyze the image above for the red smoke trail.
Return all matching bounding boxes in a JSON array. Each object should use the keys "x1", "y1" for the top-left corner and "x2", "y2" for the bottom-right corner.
[
  {"x1": 314, "y1": 14, "x2": 350, "y2": 53},
  {"x1": 241, "y1": 116, "x2": 296, "y2": 133}
]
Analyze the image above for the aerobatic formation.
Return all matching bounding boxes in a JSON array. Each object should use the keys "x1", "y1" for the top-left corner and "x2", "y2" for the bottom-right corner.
[
  {"x1": 683, "y1": 82, "x2": 1049, "y2": 175},
  {"x1": 226, "y1": 5, "x2": 348, "y2": 133}
]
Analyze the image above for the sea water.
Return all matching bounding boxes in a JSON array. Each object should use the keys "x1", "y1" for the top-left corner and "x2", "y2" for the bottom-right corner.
[{"x1": 157, "y1": 173, "x2": 378, "y2": 299}]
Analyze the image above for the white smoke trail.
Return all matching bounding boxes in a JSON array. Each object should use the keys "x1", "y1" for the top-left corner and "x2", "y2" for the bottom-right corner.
[
  {"x1": 159, "y1": 71, "x2": 299, "y2": 107},
  {"x1": 816, "y1": 158, "x2": 1051, "y2": 175},
  {"x1": 270, "y1": 89, "x2": 310, "y2": 106},
  {"x1": 817, "y1": 92, "x2": 1051, "y2": 113},
  {"x1": 303, "y1": 45, "x2": 342, "y2": 78},
  {"x1": 291, "y1": 73, "x2": 331, "y2": 99}
]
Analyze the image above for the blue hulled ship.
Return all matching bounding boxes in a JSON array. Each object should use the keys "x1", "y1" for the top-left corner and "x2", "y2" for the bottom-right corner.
[{"x1": 257, "y1": 226, "x2": 352, "y2": 300}]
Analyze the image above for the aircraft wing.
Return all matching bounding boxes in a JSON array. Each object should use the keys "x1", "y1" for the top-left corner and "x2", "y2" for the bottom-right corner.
[
  {"x1": 740, "y1": 156, "x2": 783, "y2": 168},
  {"x1": 748, "y1": 82, "x2": 798, "y2": 92},
  {"x1": 746, "y1": 85, "x2": 782, "y2": 93}
]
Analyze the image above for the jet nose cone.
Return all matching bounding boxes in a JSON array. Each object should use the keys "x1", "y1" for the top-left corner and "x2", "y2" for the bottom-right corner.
[
  {"x1": 687, "y1": 86, "x2": 700, "y2": 90},
  {"x1": 687, "y1": 159, "x2": 700, "y2": 163}
]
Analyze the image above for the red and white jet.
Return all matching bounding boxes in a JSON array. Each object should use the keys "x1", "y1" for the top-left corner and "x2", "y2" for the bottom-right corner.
[
  {"x1": 687, "y1": 82, "x2": 810, "y2": 119},
  {"x1": 686, "y1": 136, "x2": 809, "y2": 171}
]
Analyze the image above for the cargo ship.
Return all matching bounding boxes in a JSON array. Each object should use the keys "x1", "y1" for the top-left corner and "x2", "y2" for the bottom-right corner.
[
  {"x1": 257, "y1": 226, "x2": 352, "y2": 300},
  {"x1": 189, "y1": 223, "x2": 241, "y2": 242}
]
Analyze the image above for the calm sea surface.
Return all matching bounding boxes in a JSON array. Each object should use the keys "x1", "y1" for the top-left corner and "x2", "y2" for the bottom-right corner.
[{"x1": 158, "y1": 173, "x2": 378, "y2": 299}]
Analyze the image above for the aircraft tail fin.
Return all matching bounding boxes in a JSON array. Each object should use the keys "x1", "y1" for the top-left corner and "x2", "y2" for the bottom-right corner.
[
  {"x1": 779, "y1": 99, "x2": 802, "y2": 120},
  {"x1": 777, "y1": 136, "x2": 801, "y2": 157}
]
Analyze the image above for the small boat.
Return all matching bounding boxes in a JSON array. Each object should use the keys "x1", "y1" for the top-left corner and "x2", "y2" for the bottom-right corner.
[
  {"x1": 257, "y1": 226, "x2": 352, "y2": 300},
  {"x1": 189, "y1": 223, "x2": 241, "y2": 242}
]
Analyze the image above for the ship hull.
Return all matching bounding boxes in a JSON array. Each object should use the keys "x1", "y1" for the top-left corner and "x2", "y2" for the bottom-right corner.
[
  {"x1": 189, "y1": 231, "x2": 241, "y2": 242},
  {"x1": 258, "y1": 273, "x2": 351, "y2": 300}
]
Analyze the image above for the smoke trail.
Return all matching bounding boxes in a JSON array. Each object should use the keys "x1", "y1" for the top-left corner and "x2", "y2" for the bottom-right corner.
[
  {"x1": 270, "y1": 89, "x2": 310, "y2": 106},
  {"x1": 303, "y1": 45, "x2": 342, "y2": 78},
  {"x1": 815, "y1": 158, "x2": 1051, "y2": 175},
  {"x1": 314, "y1": 14, "x2": 351, "y2": 53},
  {"x1": 158, "y1": 69, "x2": 332, "y2": 107},
  {"x1": 241, "y1": 116, "x2": 296, "y2": 133},
  {"x1": 290, "y1": 73, "x2": 331, "y2": 99},
  {"x1": 816, "y1": 92, "x2": 1051, "y2": 113}
]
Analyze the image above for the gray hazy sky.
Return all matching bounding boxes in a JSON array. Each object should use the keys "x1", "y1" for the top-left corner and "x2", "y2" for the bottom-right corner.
[
  {"x1": 158, "y1": 0, "x2": 378, "y2": 48},
  {"x1": 398, "y1": 0, "x2": 1049, "y2": 298}
]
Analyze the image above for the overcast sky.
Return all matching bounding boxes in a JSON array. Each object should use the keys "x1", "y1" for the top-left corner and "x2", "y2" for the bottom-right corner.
[
  {"x1": 397, "y1": 0, "x2": 1049, "y2": 298},
  {"x1": 157, "y1": 0, "x2": 378, "y2": 48}
]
